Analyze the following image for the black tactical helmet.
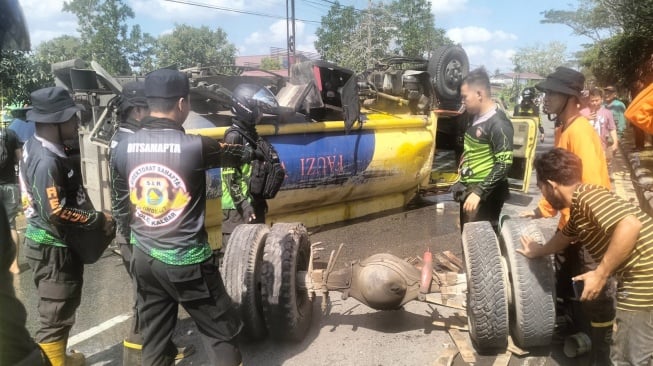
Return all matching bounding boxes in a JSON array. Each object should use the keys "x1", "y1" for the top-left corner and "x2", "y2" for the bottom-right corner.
[
  {"x1": 522, "y1": 87, "x2": 535, "y2": 100},
  {"x1": 231, "y1": 84, "x2": 279, "y2": 125}
]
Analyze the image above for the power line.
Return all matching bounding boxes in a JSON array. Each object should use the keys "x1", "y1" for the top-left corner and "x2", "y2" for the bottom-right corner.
[{"x1": 163, "y1": 0, "x2": 322, "y2": 24}]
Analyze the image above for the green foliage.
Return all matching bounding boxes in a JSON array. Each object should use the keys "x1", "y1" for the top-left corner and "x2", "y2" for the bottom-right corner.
[
  {"x1": 155, "y1": 24, "x2": 237, "y2": 69},
  {"x1": 314, "y1": 2, "x2": 366, "y2": 70},
  {"x1": 511, "y1": 41, "x2": 569, "y2": 77},
  {"x1": 542, "y1": 0, "x2": 653, "y2": 92},
  {"x1": 33, "y1": 35, "x2": 84, "y2": 78},
  {"x1": 314, "y1": 0, "x2": 451, "y2": 71},
  {"x1": 260, "y1": 57, "x2": 282, "y2": 70},
  {"x1": 389, "y1": 0, "x2": 451, "y2": 58},
  {"x1": 125, "y1": 25, "x2": 157, "y2": 73},
  {"x1": 63, "y1": 0, "x2": 155, "y2": 75},
  {"x1": 0, "y1": 51, "x2": 54, "y2": 107}
]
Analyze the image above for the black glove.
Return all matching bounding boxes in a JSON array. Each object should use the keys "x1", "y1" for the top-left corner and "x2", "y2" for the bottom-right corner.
[{"x1": 238, "y1": 201, "x2": 256, "y2": 223}]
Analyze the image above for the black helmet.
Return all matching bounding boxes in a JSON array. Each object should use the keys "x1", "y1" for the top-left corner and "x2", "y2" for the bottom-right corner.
[
  {"x1": 231, "y1": 84, "x2": 279, "y2": 125},
  {"x1": 522, "y1": 87, "x2": 535, "y2": 100}
]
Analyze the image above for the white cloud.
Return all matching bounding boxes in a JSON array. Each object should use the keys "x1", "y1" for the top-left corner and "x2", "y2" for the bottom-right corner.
[
  {"x1": 431, "y1": 0, "x2": 468, "y2": 14},
  {"x1": 244, "y1": 20, "x2": 313, "y2": 55},
  {"x1": 129, "y1": 0, "x2": 283, "y2": 22},
  {"x1": 462, "y1": 45, "x2": 483, "y2": 58},
  {"x1": 18, "y1": 0, "x2": 79, "y2": 47},
  {"x1": 446, "y1": 26, "x2": 517, "y2": 44}
]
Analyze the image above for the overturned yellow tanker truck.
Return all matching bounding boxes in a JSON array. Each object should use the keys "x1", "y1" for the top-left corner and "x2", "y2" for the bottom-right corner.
[{"x1": 53, "y1": 45, "x2": 548, "y2": 354}]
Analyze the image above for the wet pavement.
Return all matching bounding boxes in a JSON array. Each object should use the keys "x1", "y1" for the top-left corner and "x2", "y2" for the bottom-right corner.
[{"x1": 11, "y1": 114, "x2": 643, "y2": 365}]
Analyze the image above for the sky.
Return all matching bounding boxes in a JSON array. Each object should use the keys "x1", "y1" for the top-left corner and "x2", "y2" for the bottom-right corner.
[{"x1": 18, "y1": 0, "x2": 588, "y2": 74}]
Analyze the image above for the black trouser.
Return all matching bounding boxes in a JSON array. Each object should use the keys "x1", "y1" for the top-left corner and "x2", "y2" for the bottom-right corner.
[
  {"x1": 459, "y1": 179, "x2": 509, "y2": 232},
  {"x1": 220, "y1": 199, "x2": 267, "y2": 261},
  {"x1": 556, "y1": 244, "x2": 617, "y2": 327},
  {"x1": 24, "y1": 239, "x2": 84, "y2": 343},
  {"x1": 132, "y1": 247, "x2": 242, "y2": 366},
  {"x1": 556, "y1": 242, "x2": 616, "y2": 365},
  {"x1": 117, "y1": 236, "x2": 142, "y2": 343}
]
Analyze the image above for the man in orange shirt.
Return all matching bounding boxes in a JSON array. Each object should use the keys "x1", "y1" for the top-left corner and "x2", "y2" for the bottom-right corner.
[{"x1": 525, "y1": 67, "x2": 614, "y2": 365}]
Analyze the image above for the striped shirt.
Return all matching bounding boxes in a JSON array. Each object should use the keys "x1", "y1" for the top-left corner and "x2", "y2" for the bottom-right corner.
[{"x1": 562, "y1": 184, "x2": 653, "y2": 311}]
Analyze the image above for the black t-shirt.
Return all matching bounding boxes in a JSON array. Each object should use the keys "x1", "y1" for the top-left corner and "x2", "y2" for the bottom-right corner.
[{"x1": 0, "y1": 128, "x2": 20, "y2": 185}]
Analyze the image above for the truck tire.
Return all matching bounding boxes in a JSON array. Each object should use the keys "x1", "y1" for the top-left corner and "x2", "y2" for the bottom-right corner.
[
  {"x1": 220, "y1": 224, "x2": 269, "y2": 341},
  {"x1": 261, "y1": 222, "x2": 313, "y2": 342},
  {"x1": 500, "y1": 218, "x2": 555, "y2": 348},
  {"x1": 462, "y1": 221, "x2": 509, "y2": 351},
  {"x1": 428, "y1": 45, "x2": 469, "y2": 102}
]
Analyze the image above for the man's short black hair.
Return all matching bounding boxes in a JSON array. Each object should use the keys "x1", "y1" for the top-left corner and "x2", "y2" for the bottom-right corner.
[
  {"x1": 146, "y1": 98, "x2": 178, "y2": 114},
  {"x1": 534, "y1": 148, "x2": 582, "y2": 186},
  {"x1": 462, "y1": 67, "x2": 491, "y2": 96}
]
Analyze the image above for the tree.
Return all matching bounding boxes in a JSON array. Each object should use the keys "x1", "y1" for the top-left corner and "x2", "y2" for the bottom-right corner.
[
  {"x1": 155, "y1": 24, "x2": 236, "y2": 69},
  {"x1": 125, "y1": 25, "x2": 157, "y2": 73},
  {"x1": 63, "y1": 0, "x2": 156, "y2": 75},
  {"x1": 33, "y1": 35, "x2": 84, "y2": 79},
  {"x1": 314, "y1": 2, "x2": 364, "y2": 69},
  {"x1": 511, "y1": 41, "x2": 569, "y2": 78},
  {"x1": 0, "y1": 51, "x2": 53, "y2": 107},
  {"x1": 314, "y1": 0, "x2": 451, "y2": 71},
  {"x1": 541, "y1": 0, "x2": 653, "y2": 92},
  {"x1": 389, "y1": 0, "x2": 451, "y2": 58},
  {"x1": 260, "y1": 57, "x2": 282, "y2": 70}
]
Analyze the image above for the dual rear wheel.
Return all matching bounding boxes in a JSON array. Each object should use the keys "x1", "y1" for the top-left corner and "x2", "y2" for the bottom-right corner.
[
  {"x1": 220, "y1": 223, "x2": 313, "y2": 342},
  {"x1": 462, "y1": 218, "x2": 556, "y2": 352}
]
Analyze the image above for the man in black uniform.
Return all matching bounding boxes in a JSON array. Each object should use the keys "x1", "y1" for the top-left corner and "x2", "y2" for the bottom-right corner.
[
  {"x1": 110, "y1": 80, "x2": 193, "y2": 364},
  {"x1": 20, "y1": 86, "x2": 114, "y2": 366},
  {"x1": 112, "y1": 69, "x2": 260, "y2": 366},
  {"x1": 456, "y1": 67, "x2": 514, "y2": 231},
  {"x1": 0, "y1": 122, "x2": 23, "y2": 274},
  {"x1": 221, "y1": 83, "x2": 269, "y2": 247}
]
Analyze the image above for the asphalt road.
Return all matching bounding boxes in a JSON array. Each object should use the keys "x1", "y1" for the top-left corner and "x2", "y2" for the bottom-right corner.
[{"x1": 14, "y1": 114, "x2": 618, "y2": 365}]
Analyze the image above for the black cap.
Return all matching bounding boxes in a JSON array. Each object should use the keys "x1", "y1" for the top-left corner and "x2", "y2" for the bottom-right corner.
[
  {"x1": 119, "y1": 80, "x2": 147, "y2": 112},
  {"x1": 144, "y1": 69, "x2": 189, "y2": 99},
  {"x1": 535, "y1": 67, "x2": 585, "y2": 97},
  {"x1": 26, "y1": 87, "x2": 84, "y2": 124}
]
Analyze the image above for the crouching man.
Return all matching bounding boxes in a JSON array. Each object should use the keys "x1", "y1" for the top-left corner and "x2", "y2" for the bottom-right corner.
[{"x1": 518, "y1": 148, "x2": 653, "y2": 365}]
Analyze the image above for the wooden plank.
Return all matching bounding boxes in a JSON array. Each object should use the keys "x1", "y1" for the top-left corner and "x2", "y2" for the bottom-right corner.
[
  {"x1": 443, "y1": 250, "x2": 464, "y2": 270},
  {"x1": 434, "y1": 252, "x2": 461, "y2": 272},
  {"x1": 433, "y1": 344, "x2": 458, "y2": 366},
  {"x1": 492, "y1": 352, "x2": 511, "y2": 366},
  {"x1": 507, "y1": 336, "x2": 529, "y2": 356},
  {"x1": 432, "y1": 321, "x2": 468, "y2": 331},
  {"x1": 424, "y1": 293, "x2": 466, "y2": 310},
  {"x1": 448, "y1": 329, "x2": 476, "y2": 363}
]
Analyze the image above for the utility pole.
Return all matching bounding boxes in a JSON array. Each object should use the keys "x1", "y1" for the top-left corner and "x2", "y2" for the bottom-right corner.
[{"x1": 286, "y1": 0, "x2": 296, "y2": 77}]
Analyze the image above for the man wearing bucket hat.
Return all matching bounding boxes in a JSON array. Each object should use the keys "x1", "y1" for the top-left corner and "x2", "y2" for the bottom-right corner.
[
  {"x1": 20, "y1": 86, "x2": 115, "y2": 366},
  {"x1": 111, "y1": 68, "x2": 263, "y2": 366},
  {"x1": 523, "y1": 67, "x2": 614, "y2": 364}
]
